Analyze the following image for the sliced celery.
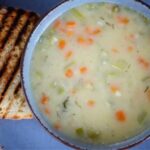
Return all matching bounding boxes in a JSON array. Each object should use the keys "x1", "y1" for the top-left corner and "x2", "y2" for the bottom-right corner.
[
  {"x1": 137, "y1": 111, "x2": 147, "y2": 124},
  {"x1": 112, "y1": 60, "x2": 128, "y2": 71},
  {"x1": 87, "y1": 130, "x2": 101, "y2": 141},
  {"x1": 107, "y1": 71, "x2": 120, "y2": 78},
  {"x1": 143, "y1": 16, "x2": 150, "y2": 25},
  {"x1": 70, "y1": 8, "x2": 84, "y2": 20},
  {"x1": 63, "y1": 97, "x2": 69, "y2": 109},
  {"x1": 76, "y1": 128, "x2": 84, "y2": 137},
  {"x1": 142, "y1": 76, "x2": 150, "y2": 82},
  {"x1": 64, "y1": 61, "x2": 76, "y2": 70},
  {"x1": 35, "y1": 71, "x2": 43, "y2": 79},
  {"x1": 112, "y1": 5, "x2": 120, "y2": 13},
  {"x1": 50, "y1": 81, "x2": 65, "y2": 94},
  {"x1": 49, "y1": 28, "x2": 58, "y2": 45}
]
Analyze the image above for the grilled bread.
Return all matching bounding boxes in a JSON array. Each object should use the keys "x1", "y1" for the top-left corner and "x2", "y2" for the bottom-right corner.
[{"x1": 0, "y1": 6, "x2": 39, "y2": 119}]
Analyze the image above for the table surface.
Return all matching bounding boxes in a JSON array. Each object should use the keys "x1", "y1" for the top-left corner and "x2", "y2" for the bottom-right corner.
[{"x1": 0, "y1": 0, "x2": 150, "y2": 150}]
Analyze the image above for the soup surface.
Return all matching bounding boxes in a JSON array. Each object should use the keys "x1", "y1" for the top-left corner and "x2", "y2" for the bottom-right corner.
[{"x1": 31, "y1": 3, "x2": 150, "y2": 144}]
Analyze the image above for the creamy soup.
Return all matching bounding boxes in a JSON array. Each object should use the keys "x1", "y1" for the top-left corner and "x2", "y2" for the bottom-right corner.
[{"x1": 31, "y1": 3, "x2": 150, "y2": 144}]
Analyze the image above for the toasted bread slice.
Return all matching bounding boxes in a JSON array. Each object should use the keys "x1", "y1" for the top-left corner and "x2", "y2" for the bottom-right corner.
[{"x1": 0, "y1": 7, "x2": 39, "y2": 119}]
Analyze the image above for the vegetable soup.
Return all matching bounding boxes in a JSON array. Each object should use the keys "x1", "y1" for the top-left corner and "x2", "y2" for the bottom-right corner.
[{"x1": 31, "y1": 3, "x2": 150, "y2": 144}]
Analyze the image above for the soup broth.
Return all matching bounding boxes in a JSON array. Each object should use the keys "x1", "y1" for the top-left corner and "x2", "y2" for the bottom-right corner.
[{"x1": 31, "y1": 3, "x2": 150, "y2": 144}]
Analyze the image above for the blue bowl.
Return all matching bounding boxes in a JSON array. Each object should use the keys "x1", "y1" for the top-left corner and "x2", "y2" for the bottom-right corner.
[{"x1": 21, "y1": 0, "x2": 150, "y2": 149}]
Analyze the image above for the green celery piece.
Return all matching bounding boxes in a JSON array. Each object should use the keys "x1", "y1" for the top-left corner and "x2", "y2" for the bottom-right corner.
[
  {"x1": 63, "y1": 97, "x2": 69, "y2": 109},
  {"x1": 107, "y1": 71, "x2": 120, "y2": 78},
  {"x1": 112, "y1": 59, "x2": 128, "y2": 71},
  {"x1": 137, "y1": 111, "x2": 147, "y2": 124},
  {"x1": 142, "y1": 76, "x2": 150, "y2": 82},
  {"x1": 112, "y1": 5, "x2": 120, "y2": 13},
  {"x1": 76, "y1": 128, "x2": 84, "y2": 137},
  {"x1": 58, "y1": 87, "x2": 65, "y2": 94},
  {"x1": 70, "y1": 8, "x2": 84, "y2": 20},
  {"x1": 64, "y1": 61, "x2": 76, "y2": 69},
  {"x1": 143, "y1": 16, "x2": 150, "y2": 25},
  {"x1": 50, "y1": 81, "x2": 65, "y2": 94},
  {"x1": 87, "y1": 130, "x2": 100, "y2": 141},
  {"x1": 49, "y1": 28, "x2": 58, "y2": 45},
  {"x1": 35, "y1": 71, "x2": 43, "y2": 79}
]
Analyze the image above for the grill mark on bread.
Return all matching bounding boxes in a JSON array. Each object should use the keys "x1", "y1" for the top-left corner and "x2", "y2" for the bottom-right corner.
[
  {"x1": 14, "y1": 83, "x2": 21, "y2": 94},
  {"x1": 0, "y1": 8, "x2": 8, "y2": 28},
  {"x1": 3, "y1": 87, "x2": 24, "y2": 119},
  {"x1": 0, "y1": 11, "x2": 30, "y2": 74},
  {"x1": 0, "y1": 68, "x2": 20, "y2": 117},
  {"x1": 0, "y1": 14, "x2": 38, "y2": 99},
  {"x1": 17, "y1": 99, "x2": 33, "y2": 119},
  {"x1": 0, "y1": 9, "x2": 18, "y2": 49}
]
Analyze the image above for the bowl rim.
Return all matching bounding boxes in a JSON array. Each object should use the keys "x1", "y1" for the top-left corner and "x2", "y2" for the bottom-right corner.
[{"x1": 21, "y1": 0, "x2": 150, "y2": 149}]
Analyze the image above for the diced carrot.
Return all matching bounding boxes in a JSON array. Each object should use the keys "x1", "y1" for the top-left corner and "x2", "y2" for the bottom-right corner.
[
  {"x1": 117, "y1": 16, "x2": 129, "y2": 25},
  {"x1": 115, "y1": 110, "x2": 126, "y2": 122},
  {"x1": 110, "y1": 85, "x2": 120, "y2": 94},
  {"x1": 77, "y1": 36, "x2": 94, "y2": 45},
  {"x1": 86, "y1": 27, "x2": 101, "y2": 35},
  {"x1": 40, "y1": 94, "x2": 49, "y2": 105},
  {"x1": 87, "y1": 38, "x2": 94, "y2": 45},
  {"x1": 138, "y1": 56, "x2": 149, "y2": 69},
  {"x1": 71, "y1": 88, "x2": 77, "y2": 95},
  {"x1": 58, "y1": 39, "x2": 66, "y2": 49},
  {"x1": 66, "y1": 21, "x2": 76, "y2": 28},
  {"x1": 66, "y1": 30, "x2": 74, "y2": 36},
  {"x1": 65, "y1": 68, "x2": 73, "y2": 78},
  {"x1": 44, "y1": 108, "x2": 51, "y2": 115},
  {"x1": 112, "y1": 48, "x2": 119, "y2": 53},
  {"x1": 59, "y1": 27, "x2": 74, "y2": 36},
  {"x1": 65, "y1": 50, "x2": 73, "y2": 59},
  {"x1": 127, "y1": 46, "x2": 134, "y2": 52},
  {"x1": 80, "y1": 66, "x2": 88, "y2": 74},
  {"x1": 129, "y1": 34, "x2": 136, "y2": 40},
  {"x1": 53, "y1": 19, "x2": 61, "y2": 29},
  {"x1": 93, "y1": 28, "x2": 101, "y2": 35},
  {"x1": 87, "y1": 100, "x2": 95, "y2": 107},
  {"x1": 77, "y1": 36, "x2": 85, "y2": 44},
  {"x1": 54, "y1": 121, "x2": 61, "y2": 130}
]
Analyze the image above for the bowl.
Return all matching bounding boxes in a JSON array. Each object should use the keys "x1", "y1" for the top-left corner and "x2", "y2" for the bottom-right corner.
[{"x1": 21, "y1": 0, "x2": 150, "y2": 149}]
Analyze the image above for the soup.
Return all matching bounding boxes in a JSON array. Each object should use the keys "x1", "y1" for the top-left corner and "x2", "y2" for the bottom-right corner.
[{"x1": 31, "y1": 3, "x2": 150, "y2": 144}]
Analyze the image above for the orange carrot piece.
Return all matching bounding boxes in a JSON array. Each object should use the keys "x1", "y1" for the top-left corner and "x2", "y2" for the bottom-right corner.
[
  {"x1": 65, "y1": 69, "x2": 73, "y2": 78},
  {"x1": 117, "y1": 16, "x2": 129, "y2": 25},
  {"x1": 58, "y1": 39, "x2": 66, "y2": 49},
  {"x1": 66, "y1": 21, "x2": 76, "y2": 28},
  {"x1": 112, "y1": 48, "x2": 119, "y2": 53},
  {"x1": 54, "y1": 121, "x2": 61, "y2": 130},
  {"x1": 110, "y1": 85, "x2": 120, "y2": 94},
  {"x1": 87, "y1": 38, "x2": 94, "y2": 45},
  {"x1": 53, "y1": 19, "x2": 61, "y2": 29},
  {"x1": 115, "y1": 110, "x2": 126, "y2": 122},
  {"x1": 65, "y1": 50, "x2": 73, "y2": 59},
  {"x1": 40, "y1": 95, "x2": 49, "y2": 105},
  {"x1": 44, "y1": 108, "x2": 51, "y2": 115},
  {"x1": 77, "y1": 36, "x2": 85, "y2": 44},
  {"x1": 77, "y1": 36, "x2": 94, "y2": 45},
  {"x1": 127, "y1": 46, "x2": 134, "y2": 52},
  {"x1": 66, "y1": 30, "x2": 74, "y2": 36},
  {"x1": 138, "y1": 57, "x2": 149, "y2": 69},
  {"x1": 129, "y1": 34, "x2": 136, "y2": 40},
  {"x1": 80, "y1": 66, "x2": 88, "y2": 74},
  {"x1": 86, "y1": 27, "x2": 101, "y2": 35},
  {"x1": 71, "y1": 88, "x2": 77, "y2": 95},
  {"x1": 87, "y1": 100, "x2": 95, "y2": 107}
]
